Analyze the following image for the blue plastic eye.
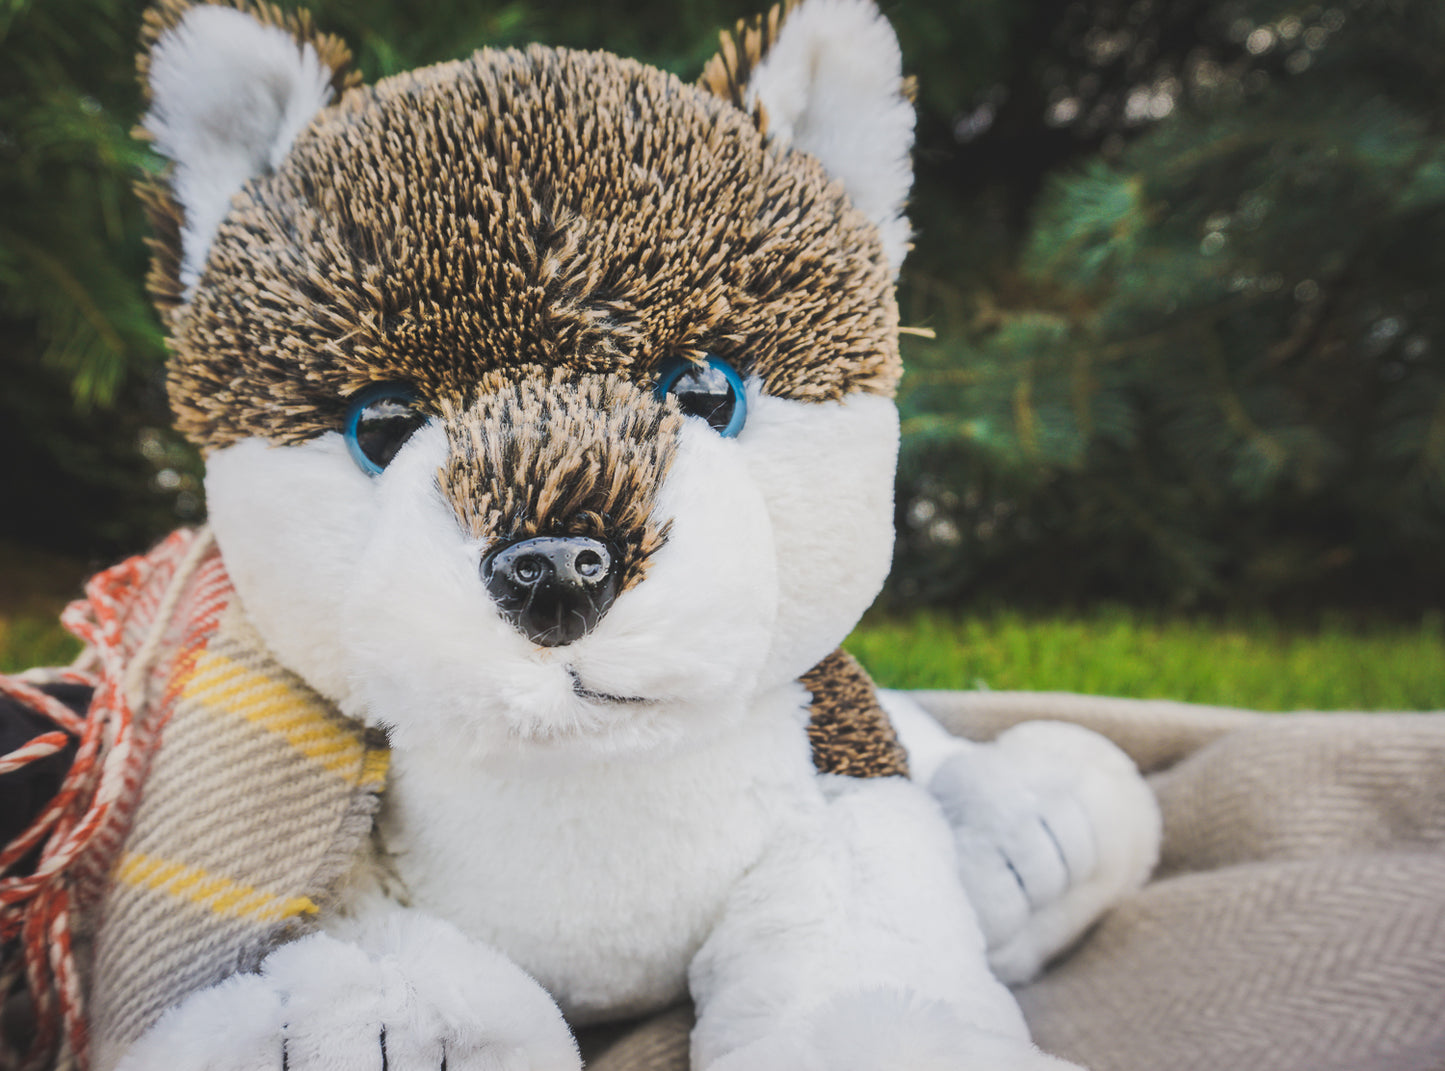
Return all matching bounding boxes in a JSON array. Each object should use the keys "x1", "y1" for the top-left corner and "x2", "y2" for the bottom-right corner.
[
  {"x1": 653, "y1": 356, "x2": 747, "y2": 437},
  {"x1": 344, "y1": 384, "x2": 424, "y2": 475}
]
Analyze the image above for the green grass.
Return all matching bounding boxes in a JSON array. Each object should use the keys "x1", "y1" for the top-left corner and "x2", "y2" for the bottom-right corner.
[
  {"x1": 0, "y1": 540, "x2": 89, "y2": 673},
  {"x1": 0, "y1": 616, "x2": 82, "y2": 674},
  {"x1": 848, "y1": 608, "x2": 1445, "y2": 711},
  {"x1": 4, "y1": 602, "x2": 1442, "y2": 712}
]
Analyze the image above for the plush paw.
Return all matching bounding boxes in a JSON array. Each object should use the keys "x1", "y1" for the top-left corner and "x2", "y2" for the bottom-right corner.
[
  {"x1": 703, "y1": 988, "x2": 1082, "y2": 1071},
  {"x1": 929, "y1": 720, "x2": 1161, "y2": 984},
  {"x1": 114, "y1": 917, "x2": 580, "y2": 1071}
]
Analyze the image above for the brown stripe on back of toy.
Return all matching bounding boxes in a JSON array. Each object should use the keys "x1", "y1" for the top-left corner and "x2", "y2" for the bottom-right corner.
[{"x1": 802, "y1": 648, "x2": 908, "y2": 779}]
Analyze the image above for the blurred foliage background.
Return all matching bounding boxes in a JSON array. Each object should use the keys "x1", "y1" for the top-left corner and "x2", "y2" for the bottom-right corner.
[{"x1": 2, "y1": 0, "x2": 1444, "y2": 618}]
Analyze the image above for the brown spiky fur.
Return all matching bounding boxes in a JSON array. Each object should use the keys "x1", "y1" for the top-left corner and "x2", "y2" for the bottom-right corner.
[
  {"x1": 442, "y1": 372, "x2": 680, "y2": 594},
  {"x1": 158, "y1": 45, "x2": 900, "y2": 453},
  {"x1": 802, "y1": 649, "x2": 909, "y2": 778}
]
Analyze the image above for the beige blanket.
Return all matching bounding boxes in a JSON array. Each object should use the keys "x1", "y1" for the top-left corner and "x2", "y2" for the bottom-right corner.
[{"x1": 579, "y1": 691, "x2": 1445, "y2": 1071}]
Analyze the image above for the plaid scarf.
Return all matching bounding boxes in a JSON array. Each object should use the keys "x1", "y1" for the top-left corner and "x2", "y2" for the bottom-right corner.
[{"x1": 0, "y1": 529, "x2": 388, "y2": 1071}]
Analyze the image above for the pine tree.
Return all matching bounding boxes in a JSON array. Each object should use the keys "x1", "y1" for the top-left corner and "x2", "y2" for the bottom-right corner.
[
  {"x1": 0, "y1": 0, "x2": 189, "y2": 556},
  {"x1": 891, "y1": 0, "x2": 1445, "y2": 611}
]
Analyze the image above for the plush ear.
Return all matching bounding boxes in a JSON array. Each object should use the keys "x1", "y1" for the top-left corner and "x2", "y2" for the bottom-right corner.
[
  {"x1": 701, "y1": 0, "x2": 915, "y2": 272},
  {"x1": 136, "y1": 1, "x2": 358, "y2": 312}
]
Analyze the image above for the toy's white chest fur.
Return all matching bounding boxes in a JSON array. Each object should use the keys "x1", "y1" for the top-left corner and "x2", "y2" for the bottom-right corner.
[{"x1": 347, "y1": 686, "x2": 823, "y2": 1024}]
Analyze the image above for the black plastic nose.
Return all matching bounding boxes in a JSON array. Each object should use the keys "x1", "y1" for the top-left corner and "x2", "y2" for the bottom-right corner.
[{"x1": 481, "y1": 536, "x2": 619, "y2": 647}]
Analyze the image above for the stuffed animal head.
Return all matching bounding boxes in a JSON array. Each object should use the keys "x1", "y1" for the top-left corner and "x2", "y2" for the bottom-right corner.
[{"x1": 138, "y1": 0, "x2": 915, "y2": 759}]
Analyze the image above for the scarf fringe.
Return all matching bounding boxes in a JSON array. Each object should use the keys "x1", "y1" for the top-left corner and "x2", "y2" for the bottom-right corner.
[{"x1": 0, "y1": 529, "x2": 216, "y2": 1071}]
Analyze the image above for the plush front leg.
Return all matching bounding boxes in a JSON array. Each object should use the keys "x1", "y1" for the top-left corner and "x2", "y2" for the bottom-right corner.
[
  {"x1": 884, "y1": 692, "x2": 1161, "y2": 984},
  {"x1": 689, "y1": 776, "x2": 1082, "y2": 1071},
  {"x1": 114, "y1": 910, "x2": 579, "y2": 1071}
]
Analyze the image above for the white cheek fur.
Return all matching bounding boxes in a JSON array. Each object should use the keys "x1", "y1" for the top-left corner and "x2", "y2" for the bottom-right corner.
[
  {"x1": 571, "y1": 420, "x2": 778, "y2": 711},
  {"x1": 204, "y1": 415, "x2": 784, "y2": 759},
  {"x1": 345, "y1": 418, "x2": 781, "y2": 758},
  {"x1": 201, "y1": 388, "x2": 896, "y2": 756},
  {"x1": 204, "y1": 432, "x2": 374, "y2": 705},
  {"x1": 738, "y1": 389, "x2": 900, "y2": 689}
]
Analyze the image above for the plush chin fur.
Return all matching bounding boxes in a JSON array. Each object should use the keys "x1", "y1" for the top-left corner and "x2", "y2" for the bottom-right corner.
[{"x1": 202, "y1": 386, "x2": 899, "y2": 761}]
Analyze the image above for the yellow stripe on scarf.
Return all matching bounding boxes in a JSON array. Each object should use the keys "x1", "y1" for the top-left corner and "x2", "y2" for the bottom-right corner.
[
  {"x1": 181, "y1": 649, "x2": 371, "y2": 781},
  {"x1": 359, "y1": 747, "x2": 389, "y2": 790},
  {"x1": 116, "y1": 852, "x2": 319, "y2": 923}
]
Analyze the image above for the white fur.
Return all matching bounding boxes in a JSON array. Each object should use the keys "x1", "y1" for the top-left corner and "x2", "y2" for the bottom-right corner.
[
  {"x1": 204, "y1": 433, "x2": 371, "y2": 706},
  {"x1": 144, "y1": 6, "x2": 335, "y2": 296},
  {"x1": 363, "y1": 686, "x2": 818, "y2": 1023},
  {"x1": 964, "y1": 721, "x2": 1162, "y2": 984},
  {"x1": 202, "y1": 384, "x2": 911, "y2": 1028},
  {"x1": 884, "y1": 692, "x2": 1162, "y2": 985},
  {"x1": 188, "y1": 374, "x2": 1089, "y2": 1071},
  {"x1": 745, "y1": 0, "x2": 915, "y2": 270},
  {"x1": 689, "y1": 776, "x2": 1082, "y2": 1070},
  {"x1": 193, "y1": 380, "x2": 1055, "y2": 1068},
  {"x1": 204, "y1": 389, "x2": 897, "y2": 752},
  {"x1": 112, "y1": 971, "x2": 284, "y2": 1071},
  {"x1": 740, "y1": 388, "x2": 900, "y2": 687},
  {"x1": 117, "y1": 916, "x2": 579, "y2": 1071}
]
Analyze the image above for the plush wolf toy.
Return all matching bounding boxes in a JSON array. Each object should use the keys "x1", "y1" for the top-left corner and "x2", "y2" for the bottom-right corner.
[{"x1": 6, "y1": 1, "x2": 1164, "y2": 1068}]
